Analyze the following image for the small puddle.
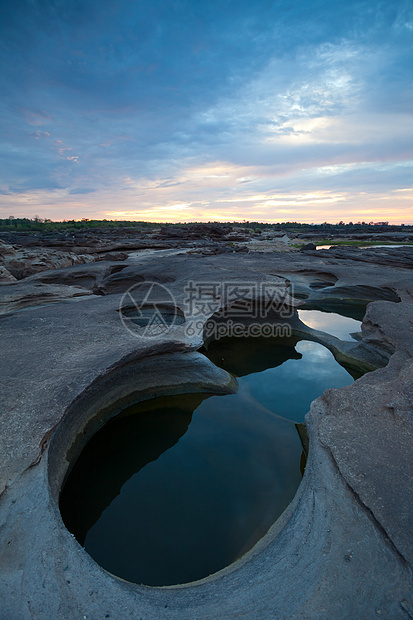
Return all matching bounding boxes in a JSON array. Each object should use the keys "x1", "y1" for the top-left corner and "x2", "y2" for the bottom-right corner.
[
  {"x1": 299, "y1": 300, "x2": 367, "y2": 322},
  {"x1": 316, "y1": 244, "x2": 413, "y2": 250},
  {"x1": 60, "y1": 319, "x2": 361, "y2": 587},
  {"x1": 298, "y1": 309, "x2": 361, "y2": 341}
]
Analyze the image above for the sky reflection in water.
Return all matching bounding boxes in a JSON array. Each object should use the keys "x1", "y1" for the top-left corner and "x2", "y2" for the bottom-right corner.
[
  {"x1": 298, "y1": 309, "x2": 361, "y2": 341},
  {"x1": 61, "y1": 326, "x2": 355, "y2": 586}
]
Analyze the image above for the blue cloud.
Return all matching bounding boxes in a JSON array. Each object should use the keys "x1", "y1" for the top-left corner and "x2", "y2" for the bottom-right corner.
[
  {"x1": 0, "y1": 0, "x2": 412, "y2": 220},
  {"x1": 68, "y1": 188, "x2": 96, "y2": 195}
]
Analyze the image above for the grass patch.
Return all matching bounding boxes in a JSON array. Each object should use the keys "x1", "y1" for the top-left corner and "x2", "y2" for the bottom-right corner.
[{"x1": 313, "y1": 239, "x2": 413, "y2": 247}]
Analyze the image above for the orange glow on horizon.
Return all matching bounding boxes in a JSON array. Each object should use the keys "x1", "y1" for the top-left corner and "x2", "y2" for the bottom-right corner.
[{"x1": 1, "y1": 175, "x2": 412, "y2": 225}]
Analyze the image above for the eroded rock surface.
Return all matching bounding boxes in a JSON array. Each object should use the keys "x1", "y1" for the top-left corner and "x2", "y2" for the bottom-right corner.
[
  {"x1": 0, "y1": 266, "x2": 16, "y2": 282},
  {"x1": 0, "y1": 243, "x2": 412, "y2": 619},
  {"x1": 308, "y1": 244, "x2": 413, "y2": 269}
]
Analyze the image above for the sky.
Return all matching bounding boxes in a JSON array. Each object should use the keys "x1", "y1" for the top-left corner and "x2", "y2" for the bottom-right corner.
[{"x1": 0, "y1": 0, "x2": 412, "y2": 224}]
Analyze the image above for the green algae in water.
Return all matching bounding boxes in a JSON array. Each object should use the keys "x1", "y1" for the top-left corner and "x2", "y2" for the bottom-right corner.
[{"x1": 60, "y1": 335, "x2": 355, "y2": 586}]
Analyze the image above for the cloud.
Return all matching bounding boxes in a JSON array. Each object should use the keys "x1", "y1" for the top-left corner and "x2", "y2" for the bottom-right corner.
[
  {"x1": 0, "y1": 0, "x2": 412, "y2": 222},
  {"x1": 21, "y1": 109, "x2": 52, "y2": 127},
  {"x1": 68, "y1": 188, "x2": 96, "y2": 195},
  {"x1": 30, "y1": 131, "x2": 50, "y2": 139}
]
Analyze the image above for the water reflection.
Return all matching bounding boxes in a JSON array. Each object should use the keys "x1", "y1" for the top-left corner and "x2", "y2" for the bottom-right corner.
[
  {"x1": 204, "y1": 335, "x2": 302, "y2": 376},
  {"x1": 60, "y1": 394, "x2": 202, "y2": 545},
  {"x1": 317, "y1": 244, "x2": 413, "y2": 250},
  {"x1": 60, "y1": 334, "x2": 355, "y2": 586},
  {"x1": 205, "y1": 337, "x2": 354, "y2": 423},
  {"x1": 298, "y1": 309, "x2": 361, "y2": 341},
  {"x1": 299, "y1": 300, "x2": 366, "y2": 321}
]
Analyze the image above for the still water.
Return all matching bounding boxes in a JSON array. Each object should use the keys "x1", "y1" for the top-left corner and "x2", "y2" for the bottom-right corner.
[
  {"x1": 60, "y1": 325, "x2": 357, "y2": 586},
  {"x1": 298, "y1": 309, "x2": 361, "y2": 341},
  {"x1": 317, "y1": 244, "x2": 413, "y2": 250}
]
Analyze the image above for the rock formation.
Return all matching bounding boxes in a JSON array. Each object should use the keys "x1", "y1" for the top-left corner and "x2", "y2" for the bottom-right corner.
[{"x1": 0, "y1": 232, "x2": 412, "y2": 619}]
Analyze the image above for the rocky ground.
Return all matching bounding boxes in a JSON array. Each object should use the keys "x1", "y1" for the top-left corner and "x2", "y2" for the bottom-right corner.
[
  {"x1": 0, "y1": 224, "x2": 301, "y2": 283},
  {"x1": 0, "y1": 228, "x2": 412, "y2": 619}
]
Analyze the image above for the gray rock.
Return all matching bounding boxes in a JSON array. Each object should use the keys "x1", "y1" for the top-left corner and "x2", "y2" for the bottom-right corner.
[
  {"x1": 0, "y1": 240, "x2": 17, "y2": 256},
  {"x1": 1, "y1": 247, "x2": 95, "y2": 279},
  {"x1": 0, "y1": 281, "x2": 93, "y2": 314},
  {"x1": 309, "y1": 245, "x2": 413, "y2": 269},
  {"x1": 0, "y1": 247, "x2": 412, "y2": 619},
  {"x1": 0, "y1": 266, "x2": 17, "y2": 282}
]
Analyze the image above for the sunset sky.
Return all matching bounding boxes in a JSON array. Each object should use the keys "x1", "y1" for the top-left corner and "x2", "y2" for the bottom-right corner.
[{"x1": 1, "y1": 0, "x2": 412, "y2": 223}]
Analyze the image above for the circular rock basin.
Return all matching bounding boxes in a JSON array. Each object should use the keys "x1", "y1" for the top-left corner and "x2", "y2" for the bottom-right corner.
[{"x1": 59, "y1": 335, "x2": 358, "y2": 587}]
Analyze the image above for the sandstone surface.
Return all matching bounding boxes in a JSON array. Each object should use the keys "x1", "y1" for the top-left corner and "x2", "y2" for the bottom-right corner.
[{"x1": 0, "y1": 236, "x2": 412, "y2": 619}]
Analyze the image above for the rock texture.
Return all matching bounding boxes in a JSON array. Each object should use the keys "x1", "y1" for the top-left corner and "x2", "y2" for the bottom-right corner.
[
  {"x1": 0, "y1": 242, "x2": 412, "y2": 619},
  {"x1": 0, "y1": 266, "x2": 16, "y2": 282},
  {"x1": 0, "y1": 238, "x2": 95, "y2": 280},
  {"x1": 307, "y1": 244, "x2": 413, "y2": 269}
]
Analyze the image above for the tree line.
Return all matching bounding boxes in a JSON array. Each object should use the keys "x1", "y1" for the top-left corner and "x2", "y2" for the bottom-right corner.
[{"x1": 0, "y1": 217, "x2": 410, "y2": 233}]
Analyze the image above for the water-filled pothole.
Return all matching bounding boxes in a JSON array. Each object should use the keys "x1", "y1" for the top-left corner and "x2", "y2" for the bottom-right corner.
[{"x1": 59, "y1": 315, "x2": 363, "y2": 587}]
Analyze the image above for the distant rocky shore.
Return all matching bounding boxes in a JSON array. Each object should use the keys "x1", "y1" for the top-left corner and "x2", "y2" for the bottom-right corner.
[{"x1": 1, "y1": 222, "x2": 412, "y2": 283}]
